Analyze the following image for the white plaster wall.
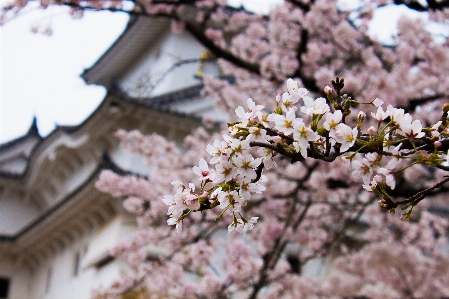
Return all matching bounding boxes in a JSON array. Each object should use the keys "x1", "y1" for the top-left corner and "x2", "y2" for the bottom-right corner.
[
  {"x1": 63, "y1": 161, "x2": 97, "y2": 196},
  {"x1": 0, "y1": 253, "x2": 34, "y2": 299},
  {"x1": 11, "y1": 218, "x2": 133, "y2": 299},
  {"x1": 0, "y1": 158, "x2": 28, "y2": 174},
  {"x1": 7, "y1": 266, "x2": 31, "y2": 299},
  {"x1": 0, "y1": 136, "x2": 40, "y2": 170},
  {"x1": 121, "y1": 31, "x2": 217, "y2": 98},
  {"x1": 111, "y1": 148, "x2": 152, "y2": 176},
  {"x1": 0, "y1": 189, "x2": 41, "y2": 235}
]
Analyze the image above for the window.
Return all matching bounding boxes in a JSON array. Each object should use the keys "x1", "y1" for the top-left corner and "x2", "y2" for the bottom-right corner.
[{"x1": 0, "y1": 277, "x2": 10, "y2": 299}]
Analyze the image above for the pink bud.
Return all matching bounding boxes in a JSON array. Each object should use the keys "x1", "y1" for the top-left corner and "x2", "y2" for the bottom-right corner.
[
  {"x1": 434, "y1": 141, "x2": 442, "y2": 147},
  {"x1": 373, "y1": 175, "x2": 383, "y2": 183},
  {"x1": 324, "y1": 86, "x2": 333, "y2": 94},
  {"x1": 367, "y1": 126, "x2": 377, "y2": 135},
  {"x1": 273, "y1": 136, "x2": 282, "y2": 143}
]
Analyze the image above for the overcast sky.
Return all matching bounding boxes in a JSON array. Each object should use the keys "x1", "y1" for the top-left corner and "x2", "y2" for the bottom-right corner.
[
  {"x1": 0, "y1": 2, "x2": 129, "y2": 142},
  {"x1": 0, "y1": 1, "x2": 443, "y2": 143}
]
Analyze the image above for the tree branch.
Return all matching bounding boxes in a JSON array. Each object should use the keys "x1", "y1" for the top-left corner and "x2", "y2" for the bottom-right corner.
[{"x1": 393, "y1": 0, "x2": 449, "y2": 12}]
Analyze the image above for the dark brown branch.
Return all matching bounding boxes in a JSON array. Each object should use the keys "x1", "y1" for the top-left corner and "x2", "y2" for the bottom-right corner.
[
  {"x1": 284, "y1": 0, "x2": 312, "y2": 11},
  {"x1": 182, "y1": 21, "x2": 261, "y2": 75},
  {"x1": 393, "y1": 0, "x2": 449, "y2": 11},
  {"x1": 38, "y1": 1, "x2": 263, "y2": 78},
  {"x1": 294, "y1": 28, "x2": 319, "y2": 92},
  {"x1": 395, "y1": 176, "x2": 449, "y2": 206},
  {"x1": 251, "y1": 162, "x2": 265, "y2": 183}
]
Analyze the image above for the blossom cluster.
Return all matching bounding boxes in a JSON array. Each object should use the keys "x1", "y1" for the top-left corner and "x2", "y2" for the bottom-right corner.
[{"x1": 164, "y1": 78, "x2": 449, "y2": 233}]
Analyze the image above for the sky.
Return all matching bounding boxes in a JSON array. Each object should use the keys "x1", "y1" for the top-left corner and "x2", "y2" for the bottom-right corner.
[
  {"x1": 0, "y1": 0, "x2": 445, "y2": 143},
  {"x1": 0, "y1": 2, "x2": 129, "y2": 142}
]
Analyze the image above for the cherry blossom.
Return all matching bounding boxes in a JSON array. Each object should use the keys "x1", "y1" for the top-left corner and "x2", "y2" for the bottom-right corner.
[
  {"x1": 193, "y1": 158, "x2": 211, "y2": 181},
  {"x1": 333, "y1": 123, "x2": 358, "y2": 152},
  {"x1": 323, "y1": 110, "x2": 343, "y2": 137},
  {"x1": 268, "y1": 108, "x2": 297, "y2": 135},
  {"x1": 17, "y1": 0, "x2": 449, "y2": 297},
  {"x1": 300, "y1": 96, "x2": 330, "y2": 116}
]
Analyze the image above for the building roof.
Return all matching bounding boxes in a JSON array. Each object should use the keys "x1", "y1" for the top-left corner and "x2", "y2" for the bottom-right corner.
[
  {"x1": 81, "y1": 16, "x2": 170, "y2": 88},
  {"x1": 0, "y1": 83, "x2": 205, "y2": 180},
  {"x1": 0, "y1": 152, "x2": 125, "y2": 243},
  {"x1": 0, "y1": 14, "x2": 218, "y2": 267},
  {"x1": 0, "y1": 117, "x2": 41, "y2": 151},
  {"x1": 0, "y1": 118, "x2": 43, "y2": 178}
]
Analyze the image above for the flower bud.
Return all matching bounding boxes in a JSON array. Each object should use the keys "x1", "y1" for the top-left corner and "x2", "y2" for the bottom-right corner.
[
  {"x1": 373, "y1": 175, "x2": 383, "y2": 184},
  {"x1": 357, "y1": 111, "x2": 366, "y2": 123},
  {"x1": 324, "y1": 86, "x2": 333, "y2": 95},
  {"x1": 273, "y1": 136, "x2": 282, "y2": 144},
  {"x1": 434, "y1": 141, "x2": 442, "y2": 148},
  {"x1": 367, "y1": 126, "x2": 377, "y2": 135}
]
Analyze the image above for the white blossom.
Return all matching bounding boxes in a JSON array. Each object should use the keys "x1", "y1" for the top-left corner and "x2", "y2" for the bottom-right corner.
[
  {"x1": 193, "y1": 158, "x2": 211, "y2": 181},
  {"x1": 206, "y1": 139, "x2": 227, "y2": 164},
  {"x1": 268, "y1": 108, "x2": 298, "y2": 135},
  {"x1": 292, "y1": 120, "x2": 319, "y2": 146},
  {"x1": 247, "y1": 127, "x2": 268, "y2": 143},
  {"x1": 323, "y1": 110, "x2": 342, "y2": 136},
  {"x1": 371, "y1": 106, "x2": 390, "y2": 121},
  {"x1": 334, "y1": 123, "x2": 358, "y2": 152},
  {"x1": 211, "y1": 161, "x2": 237, "y2": 183},
  {"x1": 287, "y1": 78, "x2": 308, "y2": 98},
  {"x1": 233, "y1": 153, "x2": 262, "y2": 181},
  {"x1": 372, "y1": 98, "x2": 384, "y2": 107},
  {"x1": 217, "y1": 190, "x2": 243, "y2": 213},
  {"x1": 258, "y1": 147, "x2": 277, "y2": 169},
  {"x1": 300, "y1": 96, "x2": 330, "y2": 116},
  {"x1": 236, "y1": 217, "x2": 259, "y2": 236},
  {"x1": 378, "y1": 157, "x2": 399, "y2": 189}
]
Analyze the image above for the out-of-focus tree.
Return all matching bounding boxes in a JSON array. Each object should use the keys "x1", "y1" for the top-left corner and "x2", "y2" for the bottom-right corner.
[{"x1": 3, "y1": 1, "x2": 449, "y2": 298}]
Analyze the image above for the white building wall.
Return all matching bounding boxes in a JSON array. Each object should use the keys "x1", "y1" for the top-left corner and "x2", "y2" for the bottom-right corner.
[
  {"x1": 0, "y1": 22, "x2": 223, "y2": 299},
  {"x1": 121, "y1": 31, "x2": 216, "y2": 97},
  {"x1": 2, "y1": 213, "x2": 137, "y2": 299},
  {"x1": 0, "y1": 255, "x2": 34, "y2": 299},
  {"x1": 0, "y1": 189, "x2": 41, "y2": 235}
]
